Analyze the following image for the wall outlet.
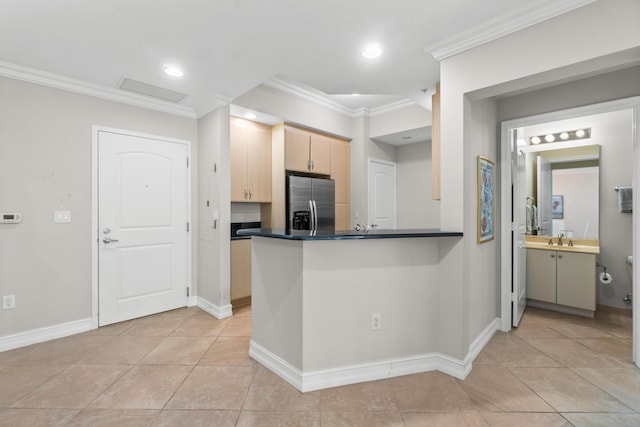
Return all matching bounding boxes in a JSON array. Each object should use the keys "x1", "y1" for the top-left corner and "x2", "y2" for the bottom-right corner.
[
  {"x1": 2, "y1": 294, "x2": 16, "y2": 310},
  {"x1": 371, "y1": 313, "x2": 381, "y2": 330}
]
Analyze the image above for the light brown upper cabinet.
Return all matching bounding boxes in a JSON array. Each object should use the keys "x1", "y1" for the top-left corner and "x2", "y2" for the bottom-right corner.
[
  {"x1": 331, "y1": 138, "x2": 350, "y2": 230},
  {"x1": 432, "y1": 83, "x2": 441, "y2": 200},
  {"x1": 230, "y1": 117, "x2": 272, "y2": 202},
  {"x1": 284, "y1": 125, "x2": 331, "y2": 175},
  {"x1": 266, "y1": 124, "x2": 350, "y2": 229}
]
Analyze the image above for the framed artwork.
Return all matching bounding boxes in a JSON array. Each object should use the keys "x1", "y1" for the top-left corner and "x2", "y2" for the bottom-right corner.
[
  {"x1": 477, "y1": 156, "x2": 494, "y2": 244},
  {"x1": 552, "y1": 195, "x2": 564, "y2": 219}
]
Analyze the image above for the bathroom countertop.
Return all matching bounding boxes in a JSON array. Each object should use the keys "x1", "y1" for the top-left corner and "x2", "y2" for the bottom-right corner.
[{"x1": 525, "y1": 236, "x2": 600, "y2": 254}]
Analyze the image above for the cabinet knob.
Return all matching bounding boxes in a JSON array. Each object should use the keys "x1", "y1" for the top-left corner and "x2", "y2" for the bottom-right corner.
[
  {"x1": 550, "y1": 254, "x2": 555, "y2": 258},
  {"x1": 558, "y1": 254, "x2": 563, "y2": 259}
]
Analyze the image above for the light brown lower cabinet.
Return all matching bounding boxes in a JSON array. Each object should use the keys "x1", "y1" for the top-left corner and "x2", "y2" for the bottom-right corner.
[{"x1": 231, "y1": 239, "x2": 251, "y2": 303}]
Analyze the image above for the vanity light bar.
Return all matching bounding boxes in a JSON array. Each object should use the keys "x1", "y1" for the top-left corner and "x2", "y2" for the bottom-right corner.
[{"x1": 529, "y1": 128, "x2": 591, "y2": 145}]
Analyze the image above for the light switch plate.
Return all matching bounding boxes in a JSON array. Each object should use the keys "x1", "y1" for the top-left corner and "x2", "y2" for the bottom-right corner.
[{"x1": 54, "y1": 210, "x2": 71, "y2": 223}]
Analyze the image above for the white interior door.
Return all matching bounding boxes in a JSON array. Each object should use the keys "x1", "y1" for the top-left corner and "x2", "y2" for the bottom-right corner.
[
  {"x1": 537, "y1": 156, "x2": 552, "y2": 235},
  {"x1": 98, "y1": 130, "x2": 189, "y2": 326},
  {"x1": 512, "y1": 146, "x2": 527, "y2": 327},
  {"x1": 368, "y1": 158, "x2": 396, "y2": 229}
]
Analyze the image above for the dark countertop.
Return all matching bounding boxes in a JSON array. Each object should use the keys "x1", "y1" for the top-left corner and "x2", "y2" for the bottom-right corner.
[{"x1": 236, "y1": 228, "x2": 463, "y2": 241}]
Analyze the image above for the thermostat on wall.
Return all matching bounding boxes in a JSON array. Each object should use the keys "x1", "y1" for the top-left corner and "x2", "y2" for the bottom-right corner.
[{"x1": 0, "y1": 213, "x2": 22, "y2": 224}]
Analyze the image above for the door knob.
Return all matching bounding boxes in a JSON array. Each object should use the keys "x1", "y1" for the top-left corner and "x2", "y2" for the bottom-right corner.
[{"x1": 102, "y1": 237, "x2": 119, "y2": 244}]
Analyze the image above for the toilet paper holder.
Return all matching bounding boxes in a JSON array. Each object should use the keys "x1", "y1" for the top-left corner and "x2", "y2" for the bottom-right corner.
[{"x1": 596, "y1": 263, "x2": 613, "y2": 284}]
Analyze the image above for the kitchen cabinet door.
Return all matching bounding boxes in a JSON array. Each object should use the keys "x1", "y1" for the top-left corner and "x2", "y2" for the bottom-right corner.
[
  {"x1": 230, "y1": 122, "x2": 249, "y2": 202},
  {"x1": 230, "y1": 117, "x2": 272, "y2": 202},
  {"x1": 526, "y1": 249, "x2": 556, "y2": 304},
  {"x1": 246, "y1": 125, "x2": 272, "y2": 202},
  {"x1": 309, "y1": 133, "x2": 331, "y2": 175},
  {"x1": 556, "y1": 252, "x2": 596, "y2": 311},
  {"x1": 231, "y1": 239, "x2": 252, "y2": 301},
  {"x1": 284, "y1": 125, "x2": 332, "y2": 175},
  {"x1": 330, "y1": 138, "x2": 350, "y2": 204},
  {"x1": 432, "y1": 83, "x2": 441, "y2": 200},
  {"x1": 284, "y1": 126, "x2": 311, "y2": 173}
]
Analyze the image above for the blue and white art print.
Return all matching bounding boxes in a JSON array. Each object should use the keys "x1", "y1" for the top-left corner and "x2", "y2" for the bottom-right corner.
[{"x1": 478, "y1": 156, "x2": 494, "y2": 243}]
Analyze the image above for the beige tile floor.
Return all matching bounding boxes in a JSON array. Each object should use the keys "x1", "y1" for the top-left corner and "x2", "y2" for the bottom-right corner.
[{"x1": 0, "y1": 305, "x2": 637, "y2": 426}]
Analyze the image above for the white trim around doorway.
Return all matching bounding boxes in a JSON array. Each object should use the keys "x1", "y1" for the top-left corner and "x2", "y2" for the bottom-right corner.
[{"x1": 499, "y1": 96, "x2": 640, "y2": 367}]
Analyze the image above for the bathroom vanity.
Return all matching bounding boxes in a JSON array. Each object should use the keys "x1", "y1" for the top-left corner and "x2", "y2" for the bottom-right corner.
[{"x1": 526, "y1": 236, "x2": 599, "y2": 317}]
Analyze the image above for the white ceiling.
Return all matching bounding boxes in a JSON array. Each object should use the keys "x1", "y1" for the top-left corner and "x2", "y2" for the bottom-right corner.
[{"x1": 0, "y1": 0, "x2": 594, "y2": 117}]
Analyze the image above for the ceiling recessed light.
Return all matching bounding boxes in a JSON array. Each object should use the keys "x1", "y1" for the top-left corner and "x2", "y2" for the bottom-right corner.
[
  {"x1": 531, "y1": 136, "x2": 541, "y2": 145},
  {"x1": 163, "y1": 65, "x2": 184, "y2": 77},
  {"x1": 362, "y1": 43, "x2": 382, "y2": 59},
  {"x1": 244, "y1": 113, "x2": 257, "y2": 120},
  {"x1": 545, "y1": 134, "x2": 555, "y2": 143},
  {"x1": 560, "y1": 132, "x2": 569, "y2": 140},
  {"x1": 575, "y1": 129, "x2": 586, "y2": 138}
]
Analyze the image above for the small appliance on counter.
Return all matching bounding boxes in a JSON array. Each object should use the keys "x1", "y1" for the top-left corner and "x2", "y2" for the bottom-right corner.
[
  {"x1": 286, "y1": 174, "x2": 335, "y2": 231},
  {"x1": 231, "y1": 221, "x2": 262, "y2": 240}
]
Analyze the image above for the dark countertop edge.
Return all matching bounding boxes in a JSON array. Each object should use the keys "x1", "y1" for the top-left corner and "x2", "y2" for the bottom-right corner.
[{"x1": 236, "y1": 228, "x2": 463, "y2": 240}]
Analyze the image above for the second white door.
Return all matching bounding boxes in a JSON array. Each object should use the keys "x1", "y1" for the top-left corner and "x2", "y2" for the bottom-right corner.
[{"x1": 368, "y1": 158, "x2": 396, "y2": 229}]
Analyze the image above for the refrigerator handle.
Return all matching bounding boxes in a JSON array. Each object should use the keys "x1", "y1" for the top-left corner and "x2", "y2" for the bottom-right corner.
[
  {"x1": 309, "y1": 200, "x2": 315, "y2": 230},
  {"x1": 312, "y1": 200, "x2": 318, "y2": 230}
]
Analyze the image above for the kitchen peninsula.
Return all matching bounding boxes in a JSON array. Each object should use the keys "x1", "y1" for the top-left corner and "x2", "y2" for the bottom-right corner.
[{"x1": 237, "y1": 228, "x2": 464, "y2": 392}]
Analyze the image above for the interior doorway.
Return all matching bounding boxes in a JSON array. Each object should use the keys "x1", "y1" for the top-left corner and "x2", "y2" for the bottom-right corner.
[
  {"x1": 500, "y1": 97, "x2": 640, "y2": 367},
  {"x1": 368, "y1": 158, "x2": 396, "y2": 229}
]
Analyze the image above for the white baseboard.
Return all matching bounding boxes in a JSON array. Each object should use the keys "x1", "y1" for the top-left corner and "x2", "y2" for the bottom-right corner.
[
  {"x1": 196, "y1": 296, "x2": 233, "y2": 319},
  {"x1": 249, "y1": 317, "x2": 500, "y2": 392},
  {"x1": 464, "y1": 317, "x2": 501, "y2": 367},
  {"x1": 250, "y1": 340, "x2": 471, "y2": 393},
  {"x1": 0, "y1": 317, "x2": 93, "y2": 353}
]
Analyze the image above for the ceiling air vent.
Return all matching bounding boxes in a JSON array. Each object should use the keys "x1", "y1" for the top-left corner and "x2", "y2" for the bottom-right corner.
[{"x1": 119, "y1": 78, "x2": 187, "y2": 103}]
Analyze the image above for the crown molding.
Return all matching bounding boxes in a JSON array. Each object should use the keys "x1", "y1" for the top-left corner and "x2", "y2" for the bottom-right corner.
[
  {"x1": 425, "y1": 0, "x2": 597, "y2": 61},
  {"x1": 264, "y1": 77, "x2": 421, "y2": 118},
  {"x1": 369, "y1": 99, "x2": 419, "y2": 117},
  {"x1": 0, "y1": 60, "x2": 197, "y2": 119},
  {"x1": 194, "y1": 94, "x2": 233, "y2": 118},
  {"x1": 264, "y1": 78, "x2": 359, "y2": 117}
]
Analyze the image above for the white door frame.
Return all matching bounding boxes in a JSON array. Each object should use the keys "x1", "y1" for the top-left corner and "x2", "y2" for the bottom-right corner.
[
  {"x1": 500, "y1": 97, "x2": 640, "y2": 367},
  {"x1": 91, "y1": 126, "x2": 192, "y2": 328}
]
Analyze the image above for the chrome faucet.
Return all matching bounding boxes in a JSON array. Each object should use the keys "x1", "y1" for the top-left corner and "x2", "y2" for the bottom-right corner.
[{"x1": 557, "y1": 233, "x2": 564, "y2": 246}]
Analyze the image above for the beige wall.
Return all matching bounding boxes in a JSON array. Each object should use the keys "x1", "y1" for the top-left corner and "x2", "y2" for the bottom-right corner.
[
  {"x1": 197, "y1": 105, "x2": 231, "y2": 309},
  {"x1": 368, "y1": 104, "x2": 431, "y2": 140},
  {"x1": 396, "y1": 141, "x2": 440, "y2": 228},
  {"x1": 438, "y1": 0, "x2": 640, "y2": 352},
  {"x1": 0, "y1": 76, "x2": 197, "y2": 338}
]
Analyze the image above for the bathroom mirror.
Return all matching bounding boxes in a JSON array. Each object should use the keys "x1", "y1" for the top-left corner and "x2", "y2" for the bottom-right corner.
[{"x1": 525, "y1": 144, "x2": 600, "y2": 239}]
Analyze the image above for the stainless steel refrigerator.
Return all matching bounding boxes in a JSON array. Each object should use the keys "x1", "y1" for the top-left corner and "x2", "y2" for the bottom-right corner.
[{"x1": 286, "y1": 175, "x2": 335, "y2": 231}]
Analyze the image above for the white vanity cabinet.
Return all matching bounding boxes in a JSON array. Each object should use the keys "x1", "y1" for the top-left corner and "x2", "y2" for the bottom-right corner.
[
  {"x1": 556, "y1": 251, "x2": 597, "y2": 311},
  {"x1": 526, "y1": 248, "x2": 596, "y2": 311}
]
